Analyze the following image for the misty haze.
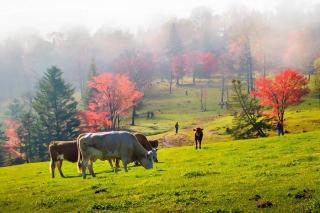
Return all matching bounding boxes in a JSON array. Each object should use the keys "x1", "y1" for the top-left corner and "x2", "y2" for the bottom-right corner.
[{"x1": 0, "y1": 0, "x2": 320, "y2": 212}]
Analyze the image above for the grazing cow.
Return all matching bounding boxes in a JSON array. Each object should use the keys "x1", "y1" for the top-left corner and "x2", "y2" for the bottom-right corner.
[
  {"x1": 193, "y1": 128, "x2": 204, "y2": 149},
  {"x1": 49, "y1": 140, "x2": 79, "y2": 178},
  {"x1": 149, "y1": 140, "x2": 159, "y2": 149},
  {"x1": 49, "y1": 138, "x2": 114, "y2": 178},
  {"x1": 134, "y1": 133, "x2": 158, "y2": 162},
  {"x1": 77, "y1": 131, "x2": 154, "y2": 179}
]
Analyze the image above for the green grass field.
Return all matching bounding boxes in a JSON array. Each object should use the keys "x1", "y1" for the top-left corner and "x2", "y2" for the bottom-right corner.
[
  {"x1": 1, "y1": 131, "x2": 320, "y2": 212},
  {"x1": 1, "y1": 77, "x2": 320, "y2": 212}
]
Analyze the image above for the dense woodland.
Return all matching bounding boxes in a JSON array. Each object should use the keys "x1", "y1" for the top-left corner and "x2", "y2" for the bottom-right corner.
[{"x1": 0, "y1": 4, "x2": 320, "y2": 165}]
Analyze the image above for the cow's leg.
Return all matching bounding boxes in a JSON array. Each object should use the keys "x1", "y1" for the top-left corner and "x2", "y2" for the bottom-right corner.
[
  {"x1": 50, "y1": 160, "x2": 56, "y2": 178},
  {"x1": 88, "y1": 161, "x2": 95, "y2": 177},
  {"x1": 81, "y1": 158, "x2": 89, "y2": 179},
  {"x1": 108, "y1": 159, "x2": 114, "y2": 172},
  {"x1": 57, "y1": 160, "x2": 65, "y2": 178},
  {"x1": 122, "y1": 158, "x2": 129, "y2": 172},
  {"x1": 195, "y1": 139, "x2": 198, "y2": 150},
  {"x1": 114, "y1": 158, "x2": 120, "y2": 173},
  {"x1": 116, "y1": 158, "x2": 120, "y2": 169},
  {"x1": 134, "y1": 161, "x2": 139, "y2": 166},
  {"x1": 199, "y1": 139, "x2": 202, "y2": 149}
]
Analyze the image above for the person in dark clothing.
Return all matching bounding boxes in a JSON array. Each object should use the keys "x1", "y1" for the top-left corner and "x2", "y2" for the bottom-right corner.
[
  {"x1": 175, "y1": 122, "x2": 179, "y2": 134},
  {"x1": 276, "y1": 121, "x2": 284, "y2": 136}
]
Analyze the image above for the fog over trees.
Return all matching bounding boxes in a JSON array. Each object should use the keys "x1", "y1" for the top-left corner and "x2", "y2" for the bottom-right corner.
[{"x1": 0, "y1": 3, "x2": 319, "y2": 103}]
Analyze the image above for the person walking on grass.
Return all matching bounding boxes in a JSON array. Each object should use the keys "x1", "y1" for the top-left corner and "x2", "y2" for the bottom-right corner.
[
  {"x1": 175, "y1": 122, "x2": 179, "y2": 134},
  {"x1": 276, "y1": 121, "x2": 284, "y2": 136}
]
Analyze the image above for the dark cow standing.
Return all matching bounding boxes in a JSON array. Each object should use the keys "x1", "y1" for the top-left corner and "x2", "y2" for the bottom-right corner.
[
  {"x1": 194, "y1": 128, "x2": 204, "y2": 149},
  {"x1": 148, "y1": 140, "x2": 159, "y2": 149},
  {"x1": 134, "y1": 133, "x2": 158, "y2": 163},
  {"x1": 49, "y1": 140, "x2": 79, "y2": 178}
]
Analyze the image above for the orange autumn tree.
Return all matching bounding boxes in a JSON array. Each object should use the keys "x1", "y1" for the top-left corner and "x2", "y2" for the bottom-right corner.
[
  {"x1": 252, "y1": 69, "x2": 309, "y2": 126},
  {"x1": 78, "y1": 73, "x2": 143, "y2": 131},
  {"x1": 2, "y1": 119, "x2": 24, "y2": 160}
]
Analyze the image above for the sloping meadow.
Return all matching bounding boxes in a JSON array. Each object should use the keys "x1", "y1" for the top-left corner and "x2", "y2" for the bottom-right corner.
[{"x1": 0, "y1": 131, "x2": 320, "y2": 212}]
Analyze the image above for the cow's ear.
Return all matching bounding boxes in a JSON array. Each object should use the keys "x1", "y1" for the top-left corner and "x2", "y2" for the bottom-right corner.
[
  {"x1": 201, "y1": 128, "x2": 204, "y2": 131},
  {"x1": 193, "y1": 129, "x2": 196, "y2": 131}
]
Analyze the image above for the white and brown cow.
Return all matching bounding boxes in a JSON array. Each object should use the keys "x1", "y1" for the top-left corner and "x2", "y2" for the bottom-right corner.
[
  {"x1": 49, "y1": 138, "x2": 114, "y2": 178},
  {"x1": 49, "y1": 140, "x2": 79, "y2": 178},
  {"x1": 77, "y1": 131, "x2": 154, "y2": 179}
]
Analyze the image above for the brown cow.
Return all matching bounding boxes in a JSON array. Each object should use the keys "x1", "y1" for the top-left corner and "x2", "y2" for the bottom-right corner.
[
  {"x1": 49, "y1": 140, "x2": 79, "y2": 178},
  {"x1": 49, "y1": 139, "x2": 114, "y2": 178},
  {"x1": 134, "y1": 133, "x2": 158, "y2": 162},
  {"x1": 149, "y1": 140, "x2": 159, "y2": 149}
]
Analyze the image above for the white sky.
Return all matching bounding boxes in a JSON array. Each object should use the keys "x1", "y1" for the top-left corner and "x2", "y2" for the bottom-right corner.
[{"x1": 0, "y1": 0, "x2": 318, "y2": 38}]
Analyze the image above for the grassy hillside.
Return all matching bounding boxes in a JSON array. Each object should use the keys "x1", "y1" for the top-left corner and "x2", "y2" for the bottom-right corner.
[
  {"x1": 123, "y1": 80, "x2": 320, "y2": 146},
  {"x1": 1, "y1": 131, "x2": 320, "y2": 212}
]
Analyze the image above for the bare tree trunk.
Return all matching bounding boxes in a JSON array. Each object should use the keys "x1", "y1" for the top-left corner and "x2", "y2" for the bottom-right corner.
[
  {"x1": 220, "y1": 74, "x2": 225, "y2": 109},
  {"x1": 169, "y1": 72, "x2": 173, "y2": 94},
  {"x1": 263, "y1": 53, "x2": 266, "y2": 77},
  {"x1": 200, "y1": 88, "x2": 204, "y2": 111},
  {"x1": 193, "y1": 71, "x2": 196, "y2": 85},
  {"x1": 131, "y1": 106, "x2": 136, "y2": 126},
  {"x1": 117, "y1": 115, "x2": 120, "y2": 130}
]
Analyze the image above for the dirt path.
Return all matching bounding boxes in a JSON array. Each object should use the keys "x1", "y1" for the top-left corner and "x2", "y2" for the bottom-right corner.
[{"x1": 162, "y1": 134, "x2": 174, "y2": 147}]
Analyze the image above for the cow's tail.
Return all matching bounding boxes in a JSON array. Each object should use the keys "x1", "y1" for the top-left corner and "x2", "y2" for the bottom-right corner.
[{"x1": 77, "y1": 134, "x2": 85, "y2": 173}]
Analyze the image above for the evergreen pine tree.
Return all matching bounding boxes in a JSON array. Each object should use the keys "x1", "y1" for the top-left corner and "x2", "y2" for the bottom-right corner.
[
  {"x1": 229, "y1": 80, "x2": 271, "y2": 139},
  {"x1": 166, "y1": 23, "x2": 183, "y2": 93},
  {"x1": 167, "y1": 23, "x2": 183, "y2": 56},
  {"x1": 0, "y1": 123, "x2": 6, "y2": 166},
  {"x1": 32, "y1": 66, "x2": 80, "y2": 159},
  {"x1": 82, "y1": 58, "x2": 97, "y2": 109}
]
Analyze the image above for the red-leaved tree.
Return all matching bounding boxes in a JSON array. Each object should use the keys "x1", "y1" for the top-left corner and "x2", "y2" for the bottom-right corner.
[
  {"x1": 187, "y1": 50, "x2": 216, "y2": 84},
  {"x1": 252, "y1": 69, "x2": 309, "y2": 125},
  {"x1": 171, "y1": 53, "x2": 190, "y2": 85},
  {"x1": 2, "y1": 119, "x2": 24, "y2": 159},
  {"x1": 78, "y1": 111, "x2": 112, "y2": 132},
  {"x1": 78, "y1": 73, "x2": 143, "y2": 131}
]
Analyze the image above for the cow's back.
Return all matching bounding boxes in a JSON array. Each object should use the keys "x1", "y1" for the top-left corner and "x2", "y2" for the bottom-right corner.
[
  {"x1": 134, "y1": 133, "x2": 152, "y2": 151},
  {"x1": 50, "y1": 140, "x2": 78, "y2": 162},
  {"x1": 81, "y1": 131, "x2": 145, "y2": 160}
]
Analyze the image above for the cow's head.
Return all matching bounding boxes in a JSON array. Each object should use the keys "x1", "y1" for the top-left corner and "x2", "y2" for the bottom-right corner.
[
  {"x1": 193, "y1": 128, "x2": 204, "y2": 133},
  {"x1": 139, "y1": 151, "x2": 154, "y2": 169}
]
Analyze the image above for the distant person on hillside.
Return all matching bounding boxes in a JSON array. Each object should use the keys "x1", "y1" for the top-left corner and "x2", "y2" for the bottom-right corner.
[
  {"x1": 175, "y1": 122, "x2": 179, "y2": 134},
  {"x1": 276, "y1": 121, "x2": 284, "y2": 136}
]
